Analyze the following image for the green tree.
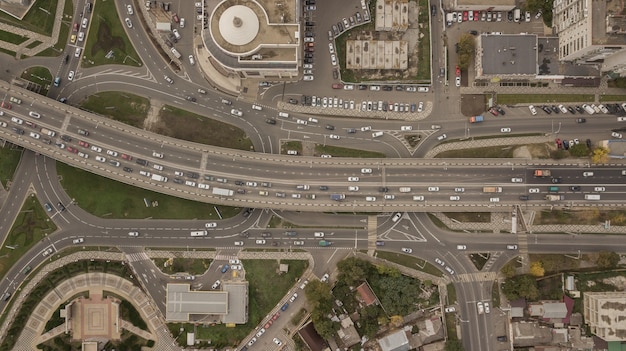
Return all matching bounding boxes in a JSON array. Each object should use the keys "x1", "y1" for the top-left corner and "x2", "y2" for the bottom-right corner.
[
  {"x1": 568, "y1": 143, "x2": 589, "y2": 157},
  {"x1": 501, "y1": 275, "x2": 538, "y2": 301},
  {"x1": 337, "y1": 257, "x2": 372, "y2": 286},
  {"x1": 596, "y1": 251, "x2": 620, "y2": 269},
  {"x1": 445, "y1": 339, "x2": 465, "y2": 351},
  {"x1": 501, "y1": 262, "x2": 517, "y2": 278},
  {"x1": 457, "y1": 34, "x2": 476, "y2": 70},
  {"x1": 304, "y1": 280, "x2": 333, "y2": 310}
]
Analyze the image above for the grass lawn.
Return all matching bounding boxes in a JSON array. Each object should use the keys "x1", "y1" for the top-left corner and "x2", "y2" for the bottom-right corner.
[
  {"x1": 0, "y1": 48, "x2": 16, "y2": 57},
  {"x1": 376, "y1": 250, "x2": 444, "y2": 277},
  {"x1": 20, "y1": 66, "x2": 53, "y2": 95},
  {"x1": 314, "y1": 144, "x2": 387, "y2": 158},
  {"x1": 0, "y1": 0, "x2": 58, "y2": 36},
  {"x1": 435, "y1": 145, "x2": 515, "y2": 158},
  {"x1": 599, "y1": 95, "x2": 626, "y2": 102},
  {"x1": 0, "y1": 29, "x2": 28, "y2": 45},
  {"x1": 443, "y1": 212, "x2": 491, "y2": 223},
  {"x1": 183, "y1": 259, "x2": 308, "y2": 348},
  {"x1": 57, "y1": 162, "x2": 242, "y2": 219},
  {"x1": 33, "y1": 0, "x2": 73, "y2": 58},
  {"x1": 446, "y1": 283, "x2": 457, "y2": 305},
  {"x1": 0, "y1": 196, "x2": 57, "y2": 280},
  {"x1": 0, "y1": 145, "x2": 23, "y2": 188},
  {"x1": 535, "y1": 209, "x2": 626, "y2": 226},
  {"x1": 156, "y1": 106, "x2": 254, "y2": 151},
  {"x1": 495, "y1": 94, "x2": 595, "y2": 104},
  {"x1": 26, "y1": 40, "x2": 42, "y2": 49},
  {"x1": 80, "y1": 92, "x2": 149, "y2": 128},
  {"x1": 491, "y1": 281, "x2": 500, "y2": 308},
  {"x1": 152, "y1": 258, "x2": 212, "y2": 275},
  {"x1": 281, "y1": 140, "x2": 302, "y2": 154},
  {"x1": 83, "y1": 0, "x2": 142, "y2": 67},
  {"x1": 415, "y1": 0, "x2": 431, "y2": 82}
]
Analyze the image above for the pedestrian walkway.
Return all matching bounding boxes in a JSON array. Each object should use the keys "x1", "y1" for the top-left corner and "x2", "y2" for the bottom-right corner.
[{"x1": 367, "y1": 215, "x2": 378, "y2": 255}]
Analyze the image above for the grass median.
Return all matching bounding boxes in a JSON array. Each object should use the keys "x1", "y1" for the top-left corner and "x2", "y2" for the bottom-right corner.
[
  {"x1": 314, "y1": 144, "x2": 386, "y2": 158},
  {"x1": 495, "y1": 94, "x2": 594, "y2": 104},
  {"x1": 0, "y1": 196, "x2": 57, "y2": 280},
  {"x1": 0, "y1": 145, "x2": 23, "y2": 188},
  {"x1": 80, "y1": 92, "x2": 149, "y2": 128},
  {"x1": 57, "y1": 162, "x2": 241, "y2": 219},
  {"x1": 83, "y1": 0, "x2": 141, "y2": 67}
]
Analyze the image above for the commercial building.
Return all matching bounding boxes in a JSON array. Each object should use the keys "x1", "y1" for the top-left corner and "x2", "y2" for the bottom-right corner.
[
  {"x1": 475, "y1": 34, "x2": 538, "y2": 79},
  {"x1": 584, "y1": 291, "x2": 626, "y2": 341},
  {"x1": 166, "y1": 282, "x2": 248, "y2": 324}
]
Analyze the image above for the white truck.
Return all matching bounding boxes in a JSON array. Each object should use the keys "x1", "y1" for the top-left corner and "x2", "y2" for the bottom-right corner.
[
  {"x1": 212, "y1": 187, "x2": 234, "y2": 196},
  {"x1": 446, "y1": 12, "x2": 454, "y2": 26},
  {"x1": 584, "y1": 194, "x2": 601, "y2": 200},
  {"x1": 151, "y1": 174, "x2": 168, "y2": 182}
]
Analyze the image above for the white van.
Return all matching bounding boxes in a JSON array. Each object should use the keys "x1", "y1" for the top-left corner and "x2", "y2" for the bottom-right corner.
[
  {"x1": 170, "y1": 47, "x2": 181, "y2": 59},
  {"x1": 139, "y1": 170, "x2": 151, "y2": 177},
  {"x1": 278, "y1": 112, "x2": 290, "y2": 118},
  {"x1": 513, "y1": 8, "x2": 521, "y2": 22},
  {"x1": 372, "y1": 131, "x2": 384, "y2": 138},
  {"x1": 582, "y1": 104, "x2": 595, "y2": 114}
]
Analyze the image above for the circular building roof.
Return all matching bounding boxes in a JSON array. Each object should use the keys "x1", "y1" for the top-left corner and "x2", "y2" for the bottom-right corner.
[{"x1": 218, "y1": 5, "x2": 259, "y2": 46}]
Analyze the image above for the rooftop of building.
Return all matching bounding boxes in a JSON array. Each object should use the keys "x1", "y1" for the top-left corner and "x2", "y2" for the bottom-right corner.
[{"x1": 480, "y1": 34, "x2": 537, "y2": 76}]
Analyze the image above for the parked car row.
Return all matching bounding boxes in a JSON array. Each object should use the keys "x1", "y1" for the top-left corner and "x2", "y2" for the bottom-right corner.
[
  {"x1": 530, "y1": 103, "x2": 626, "y2": 116},
  {"x1": 299, "y1": 95, "x2": 424, "y2": 113}
]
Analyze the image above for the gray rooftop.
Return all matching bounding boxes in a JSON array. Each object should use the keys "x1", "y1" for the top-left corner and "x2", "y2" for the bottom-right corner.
[
  {"x1": 222, "y1": 282, "x2": 249, "y2": 324},
  {"x1": 166, "y1": 284, "x2": 228, "y2": 322},
  {"x1": 481, "y1": 34, "x2": 537, "y2": 76}
]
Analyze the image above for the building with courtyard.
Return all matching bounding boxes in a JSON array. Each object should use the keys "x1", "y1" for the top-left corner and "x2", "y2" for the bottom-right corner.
[{"x1": 201, "y1": 0, "x2": 300, "y2": 79}]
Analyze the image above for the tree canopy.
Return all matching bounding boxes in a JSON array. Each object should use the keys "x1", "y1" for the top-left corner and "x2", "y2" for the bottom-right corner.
[
  {"x1": 457, "y1": 34, "x2": 476, "y2": 70},
  {"x1": 501, "y1": 274, "x2": 538, "y2": 301}
]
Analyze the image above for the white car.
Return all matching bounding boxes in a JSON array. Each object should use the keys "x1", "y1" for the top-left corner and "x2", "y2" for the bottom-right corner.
[
  {"x1": 401, "y1": 126, "x2": 413, "y2": 131},
  {"x1": 511, "y1": 178, "x2": 523, "y2": 183},
  {"x1": 75, "y1": 47, "x2": 82, "y2": 57},
  {"x1": 529, "y1": 188, "x2": 540, "y2": 193},
  {"x1": 418, "y1": 101, "x2": 424, "y2": 112},
  {"x1": 321, "y1": 154, "x2": 332, "y2": 158},
  {"x1": 446, "y1": 267, "x2": 456, "y2": 275},
  {"x1": 428, "y1": 186, "x2": 439, "y2": 192},
  {"x1": 211, "y1": 280, "x2": 221, "y2": 289},
  {"x1": 501, "y1": 127, "x2": 511, "y2": 133},
  {"x1": 81, "y1": 18, "x2": 89, "y2": 28},
  {"x1": 234, "y1": 241, "x2": 244, "y2": 246},
  {"x1": 164, "y1": 75, "x2": 174, "y2": 84},
  {"x1": 435, "y1": 258, "x2": 445, "y2": 266},
  {"x1": 450, "y1": 195, "x2": 460, "y2": 201},
  {"x1": 106, "y1": 150, "x2": 118, "y2": 157},
  {"x1": 361, "y1": 168, "x2": 372, "y2": 174},
  {"x1": 95, "y1": 156, "x2": 106, "y2": 162},
  {"x1": 230, "y1": 109, "x2": 243, "y2": 116},
  {"x1": 329, "y1": 134, "x2": 340, "y2": 140},
  {"x1": 611, "y1": 131, "x2": 623, "y2": 139},
  {"x1": 42, "y1": 248, "x2": 53, "y2": 257},
  {"x1": 128, "y1": 231, "x2": 139, "y2": 236},
  {"x1": 594, "y1": 187, "x2": 606, "y2": 192},
  {"x1": 91, "y1": 145, "x2": 102, "y2": 153},
  {"x1": 348, "y1": 177, "x2": 359, "y2": 182},
  {"x1": 457, "y1": 245, "x2": 467, "y2": 250},
  {"x1": 401, "y1": 247, "x2": 413, "y2": 254},
  {"x1": 506, "y1": 244, "x2": 518, "y2": 250},
  {"x1": 528, "y1": 105, "x2": 537, "y2": 115},
  {"x1": 455, "y1": 76, "x2": 461, "y2": 87},
  {"x1": 68, "y1": 71, "x2": 74, "y2": 81},
  {"x1": 273, "y1": 338, "x2": 282, "y2": 346},
  {"x1": 255, "y1": 239, "x2": 266, "y2": 245},
  {"x1": 330, "y1": 54, "x2": 337, "y2": 66},
  {"x1": 303, "y1": 75, "x2": 314, "y2": 81},
  {"x1": 125, "y1": 18, "x2": 133, "y2": 28},
  {"x1": 369, "y1": 85, "x2": 380, "y2": 91},
  {"x1": 72, "y1": 238, "x2": 84, "y2": 244},
  {"x1": 205, "y1": 222, "x2": 217, "y2": 228},
  {"x1": 361, "y1": 126, "x2": 372, "y2": 131},
  {"x1": 444, "y1": 306, "x2": 456, "y2": 313},
  {"x1": 152, "y1": 151, "x2": 164, "y2": 158},
  {"x1": 127, "y1": 4, "x2": 134, "y2": 15},
  {"x1": 484, "y1": 302, "x2": 491, "y2": 313},
  {"x1": 328, "y1": 43, "x2": 335, "y2": 53},
  {"x1": 28, "y1": 111, "x2": 41, "y2": 119},
  {"x1": 477, "y1": 302, "x2": 484, "y2": 314},
  {"x1": 437, "y1": 134, "x2": 447, "y2": 141},
  {"x1": 348, "y1": 186, "x2": 359, "y2": 191}
]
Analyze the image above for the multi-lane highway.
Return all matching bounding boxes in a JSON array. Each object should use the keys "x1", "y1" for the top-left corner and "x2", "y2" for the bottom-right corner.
[{"x1": 2, "y1": 82, "x2": 625, "y2": 213}]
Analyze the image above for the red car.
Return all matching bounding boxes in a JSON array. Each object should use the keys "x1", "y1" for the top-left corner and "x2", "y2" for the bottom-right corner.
[
  {"x1": 73, "y1": 23, "x2": 79, "y2": 31},
  {"x1": 264, "y1": 320, "x2": 273, "y2": 329},
  {"x1": 332, "y1": 83, "x2": 343, "y2": 89},
  {"x1": 78, "y1": 140, "x2": 90, "y2": 148},
  {"x1": 462, "y1": 11, "x2": 468, "y2": 21},
  {"x1": 121, "y1": 153, "x2": 133, "y2": 160},
  {"x1": 272, "y1": 312, "x2": 280, "y2": 321},
  {"x1": 455, "y1": 65, "x2": 461, "y2": 77},
  {"x1": 66, "y1": 146, "x2": 78, "y2": 153},
  {"x1": 473, "y1": 11, "x2": 479, "y2": 21},
  {"x1": 488, "y1": 107, "x2": 499, "y2": 116},
  {"x1": 555, "y1": 138, "x2": 563, "y2": 149},
  {"x1": 172, "y1": 13, "x2": 179, "y2": 23},
  {"x1": 1, "y1": 101, "x2": 11, "y2": 109}
]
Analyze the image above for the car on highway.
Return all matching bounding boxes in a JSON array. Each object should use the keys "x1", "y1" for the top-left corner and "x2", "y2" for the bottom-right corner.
[
  {"x1": 612, "y1": 131, "x2": 623, "y2": 139},
  {"x1": 125, "y1": 18, "x2": 132, "y2": 28},
  {"x1": 255, "y1": 239, "x2": 266, "y2": 245},
  {"x1": 551, "y1": 177, "x2": 562, "y2": 183},
  {"x1": 72, "y1": 238, "x2": 84, "y2": 244},
  {"x1": 457, "y1": 245, "x2": 467, "y2": 250},
  {"x1": 594, "y1": 186, "x2": 606, "y2": 192},
  {"x1": 445, "y1": 266, "x2": 455, "y2": 275},
  {"x1": 128, "y1": 231, "x2": 139, "y2": 236},
  {"x1": 437, "y1": 134, "x2": 447, "y2": 141},
  {"x1": 583, "y1": 171, "x2": 594, "y2": 177},
  {"x1": 511, "y1": 178, "x2": 523, "y2": 183},
  {"x1": 81, "y1": 18, "x2": 88, "y2": 28},
  {"x1": 348, "y1": 186, "x2": 359, "y2": 191},
  {"x1": 401, "y1": 247, "x2": 413, "y2": 254},
  {"x1": 42, "y1": 248, "x2": 53, "y2": 257},
  {"x1": 500, "y1": 127, "x2": 511, "y2": 133},
  {"x1": 570, "y1": 186, "x2": 581, "y2": 191},
  {"x1": 205, "y1": 222, "x2": 217, "y2": 228},
  {"x1": 28, "y1": 111, "x2": 41, "y2": 119},
  {"x1": 348, "y1": 177, "x2": 359, "y2": 182},
  {"x1": 127, "y1": 4, "x2": 134, "y2": 14},
  {"x1": 427, "y1": 186, "x2": 439, "y2": 192},
  {"x1": 477, "y1": 302, "x2": 484, "y2": 314},
  {"x1": 506, "y1": 244, "x2": 518, "y2": 250},
  {"x1": 329, "y1": 134, "x2": 340, "y2": 140},
  {"x1": 230, "y1": 109, "x2": 243, "y2": 116},
  {"x1": 528, "y1": 188, "x2": 540, "y2": 193},
  {"x1": 401, "y1": 125, "x2": 413, "y2": 131},
  {"x1": 450, "y1": 195, "x2": 460, "y2": 201}
]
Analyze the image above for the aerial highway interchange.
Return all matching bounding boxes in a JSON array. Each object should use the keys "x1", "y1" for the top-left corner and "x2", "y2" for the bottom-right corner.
[{"x1": 0, "y1": 0, "x2": 624, "y2": 351}]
